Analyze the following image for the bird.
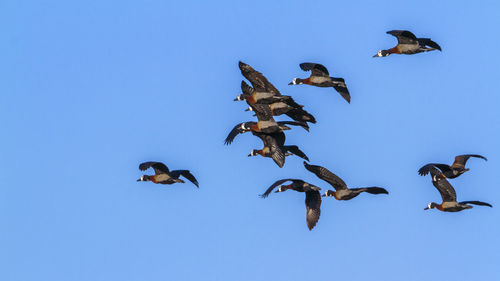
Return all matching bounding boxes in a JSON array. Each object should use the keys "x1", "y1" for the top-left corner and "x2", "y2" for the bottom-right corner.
[
  {"x1": 260, "y1": 179, "x2": 322, "y2": 230},
  {"x1": 248, "y1": 131, "x2": 309, "y2": 168},
  {"x1": 373, "y1": 30, "x2": 441, "y2": 57},
  {"x1": 137, "y1": 161, "x2": 199, "y2": 187},
  {"x1": 304, "y1": 162, "x2": 388, "y2": 200},
  {"x1": 289, "y1": 62, "x2": 350, "y2": 103},
  {"x1": 424, "y1": 167, "x2": 492, "y2": 212},
  {"x1": 418, "y1": 154, "x2": 487, "y2": 179}
]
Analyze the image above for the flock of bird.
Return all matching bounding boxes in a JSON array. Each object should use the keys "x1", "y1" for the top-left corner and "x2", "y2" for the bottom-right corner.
[{"x1": 137, "y1": 30, "x2": 492, "y2": 230}]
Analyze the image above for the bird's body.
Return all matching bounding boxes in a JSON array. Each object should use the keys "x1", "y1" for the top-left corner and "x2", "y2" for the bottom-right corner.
[
  {"x1": 304, "y1": 162, "x2": 388, "y2": 200},
  {"x1": 289, "y1": 63, "x2": 350, "y2": 103},
  {"x1": 260, "y1": 179, "x2": 322, "y2": 230},
  {"x1": 373, "y1": 30, "x2": 441, "y2": 57},
  {"x1": 419, "y1": 154, "x2": 487, "y2": 179},
  {"x1": 137, "y1": 162, "x2": 199, "y2": 187}
]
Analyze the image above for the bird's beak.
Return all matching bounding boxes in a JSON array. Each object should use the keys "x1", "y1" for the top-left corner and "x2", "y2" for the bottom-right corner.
[
  {"x1": 136, "y1": 178, "x2": 141, "y2": 182},
  {"x1": 244, "y1": 108, "x2": 250, "y2": 111},
  {"x1": 322, "y1": 194, "x2": 326, "y2": 197},
  {"x1": 288, "y1": 82, "x2": 293, "y2": 85},
  {"x1": 372, "y1": 54, "x2": 379, "y2": 58},
  {"x1": 424, "y1": 207, "x2": 430, "y2": 210},
  {"x1": 247, "y1": 153, "x2": 252, "y2": 157},
  {"x1": 233, "y1": 98, "x2": 239, "y2": 101}
]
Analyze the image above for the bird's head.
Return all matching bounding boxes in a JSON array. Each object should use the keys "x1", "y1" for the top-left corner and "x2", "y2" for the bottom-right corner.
[
  {"x1": 275, "y1": 184, "x2": 292, "y2": 193},
  {"x1": 424, "y1": 202, "x2": 438, "y2": 210},
  {"x1": 322, "y1": 190, "x2": 335, "y2": 197},
  {"x1": 234, "y1": 94, "x2": 246, "y2": 101},
  {"x1": 137, "y1": 175, "x2": 149, "y2": 182},
  {"x1": 288, "y1": 78, "x2": 303, "y2": 85},
  {"x1": 248, "y1": 149, "x2": 260, "y2": 157},
  {"x1": 373, "y1": 50, "x2": 390, "y2": 58}
]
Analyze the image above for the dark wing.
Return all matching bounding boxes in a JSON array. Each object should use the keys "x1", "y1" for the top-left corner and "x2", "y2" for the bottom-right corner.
[
  {"x1": 250, "y1": 104, "x2": 275, "y2": 122},
  {"x1": 139, "y1": 161, "x2": 169, "y2": 174},
  {"x1": 331, "y1": 77, "x2": 350, "y2": 103},
  {"x1": 459, "y1": 201, "x2": 492, "y2": 208},
  {"x1": 256, "y1": 133, "x2": 285, "y2": 168},
  {"x1": 239, "y1": 61, "x2": 281, "y2": 96},
  {"x1": 387, "y1": 30, "x2": 418, "y2": 44},
  {"x1": 417, "y1": 38, "x2": 441, "y2": 51},
  {"x1": 305, "y1": 190, "x2": 322, "y2": 230},
  {"x1": 283, "y1": 145, "x2": 309, "y2": 161},
  {"x1": 418, "y1": 163, "x2": 452, "y2": 176},
  {"x1": 224, "y1": 122, "x2": 252, "y2": 145},
  {"x1": 299, "y1": 63, "x2": 329, "y2": 77},
  {"x1": 350, "y1": 187, "x2": 388, "y2": 195},
  {"x1": 286, "y1": 109, "x2": 317, "y2": 124},
  {"x1": 170, "y1": 170, "x2": 199, "y2": 187},
  {"x1": 260, "y1": 179, "x2": 301, "y2": 198},
  {"x1": 277, "y1": 121, "x2": 309, "y2": 132},
  {"x1": 303, "y1": 162, "x2": 347, "y2": 190},
  {"x1": 430, "y1": 167, "x2": 456, "y2": 202},
  {"x1": 241, "y1": 80, "x2": 255, "y2": 95},
  {"x1": 451, "y1": 154, "x2": 488, "y2": 169}
]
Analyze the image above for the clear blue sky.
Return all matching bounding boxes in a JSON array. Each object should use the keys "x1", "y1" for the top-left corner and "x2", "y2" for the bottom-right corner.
[{"x1": 2, "y1": 1, "x2": 500, "y2": 280}]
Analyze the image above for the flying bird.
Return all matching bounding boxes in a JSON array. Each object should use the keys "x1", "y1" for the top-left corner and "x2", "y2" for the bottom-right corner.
[
  {"x1": 418, "y1": 154, "x2": 487, "y2": 179},
  {"x1": 424, "y1": 167, "x2": 492, "y2": 212},
  {"x1": 289, "y1": 63, "x2": 350, "y2": 103},
  {"x1": 137, "y1": 161, "x2": 199, "y2": 187},
  {"x1": 248, "y1": 131, "x2": 309, "y2": 168},
  {"x1": 373, "y1": 30, "x2": 441, "y2": 57},
  {"x1": 260, "y1": 179, "x2": 322, "y2": 230},
  {"x1": 304, "y1": 162, "x2": 388, "y2": 200}
]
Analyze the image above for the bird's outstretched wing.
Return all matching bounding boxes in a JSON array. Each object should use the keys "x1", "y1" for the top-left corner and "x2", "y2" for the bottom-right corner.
[
  {"x1": 305, "y1": 190, "x2": 322, "y2": 230},
  {"x1": 451, "y1": 154, "x2": 487, "y2": 169},
  {"x1": 459, "y1": 201, "x2": 492, "y2": 208},
  {"x1": 260, "y1": 179, "x2": 301, "y2": 198},
  {"x1": 224, "y1": 122, "x2": 253, "y2": 145},
  {"x1": 418, "y1": 163, "x2": 452, "y2": 176},
  {"x1": 430, "y1": 167, "x2": 456, "y2": 202},
  {"x1": 283, "y1": 145, "x2": 309, "y2": 161},
  {"x1": 277, "y1": 121, "x2": 309, "y2": 132},
  {"x1": 350, "y1": 187, "x2": 388, "y2": 195},
  {"x1": 239, "y1": 61, "x2": 281, "y2": 96},
  {"x1": 304, "y1": 162, "x2": 347, "y2": 190},
  {"x1": 417, "y1": 38, "x2": 441, "y2": 51},
  {"x1": 139, "y1": 161, "x2": 169, "y2": 175},
  {"x1": 331, "y1": 78, "x2": 350, "y2": 103},
  {"x1": 386, "y1": 30, "x2": 418, "y2": 45},
  {"x1": 299, "y1": 63, "x2": 329, "y2": 77},
  {"x1": 170, "y1": 170, "x2": 199, "y2": 187}
]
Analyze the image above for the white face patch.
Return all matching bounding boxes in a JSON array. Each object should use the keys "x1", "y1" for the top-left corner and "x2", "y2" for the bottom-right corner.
[
  {"x1": 248, "y1": 106, "x2": 253, "y2": 111},
  {"x1": 140, "y1": 175, "x2": 145, "y2": 181},
  {"x1": 427, "y1": 203, "x2": 432, "y2": 209},
  {"x1": 240, "y1": 123, "x2": 246, "y2": 130}
]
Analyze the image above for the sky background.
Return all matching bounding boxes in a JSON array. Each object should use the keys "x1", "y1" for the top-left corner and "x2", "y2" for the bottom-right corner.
[{"x1": 2, "y1": 1, "x2": 500, "y2": 280}]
